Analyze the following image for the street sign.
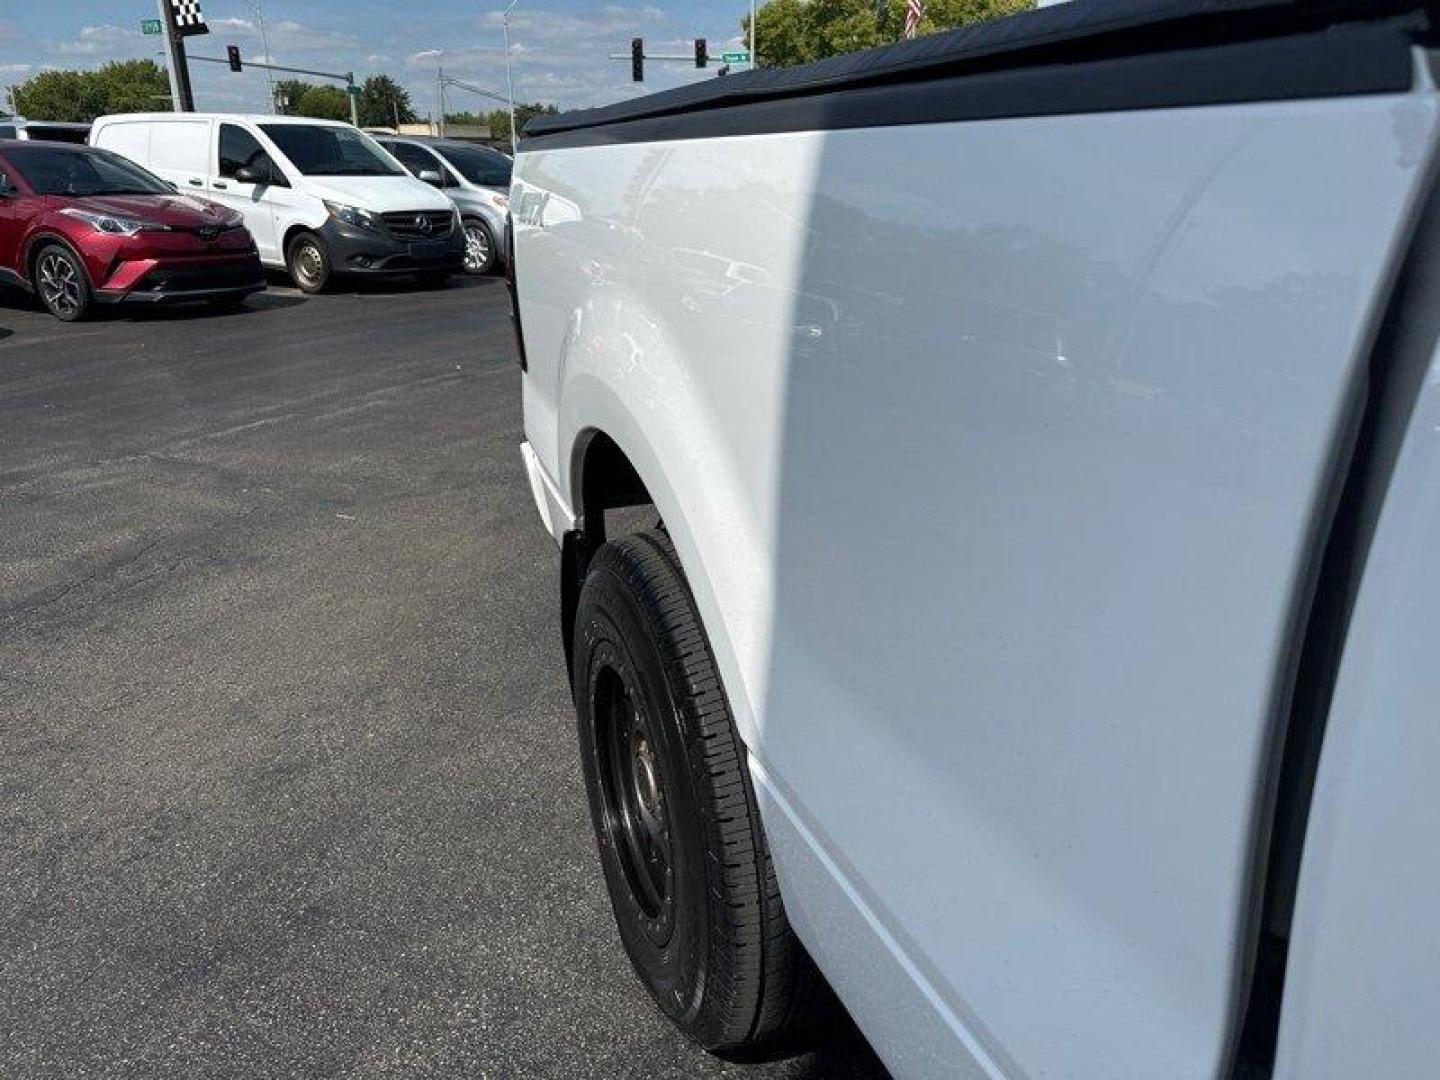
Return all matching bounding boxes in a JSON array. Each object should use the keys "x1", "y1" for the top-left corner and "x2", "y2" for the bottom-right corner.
[
  {"x1": 722, "y1": 51, "x2": 750, "y2": 63},
  {"x1": 346, "y1": 84, "x2": 361, "y2": 96},
  {"x1": 141, "y1": 18, "x2": 163, "y2": 34}
]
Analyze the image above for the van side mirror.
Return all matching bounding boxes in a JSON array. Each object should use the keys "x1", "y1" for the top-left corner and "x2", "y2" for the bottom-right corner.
[
  {"x1": 235, "y1": 154, "x2": 287, "y2": 187},
  {"x1": 418, "y1": 168, "x2": 444, "y2": 187}
]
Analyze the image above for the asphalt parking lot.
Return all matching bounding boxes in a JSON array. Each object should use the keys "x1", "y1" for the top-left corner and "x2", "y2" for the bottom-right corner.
[{"x1": 0, "y1": 278, "x2": 888, "y2": 1079}]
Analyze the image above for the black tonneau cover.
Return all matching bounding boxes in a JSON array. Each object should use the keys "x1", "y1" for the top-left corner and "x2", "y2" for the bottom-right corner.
[{"x1": 526, "y1": 0, "x2": 1425, "y2": 138}]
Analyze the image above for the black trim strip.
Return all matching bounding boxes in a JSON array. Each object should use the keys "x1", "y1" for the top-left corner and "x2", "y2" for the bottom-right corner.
[
  {"x1": 524, "y1": 24, "x2": 1414, "y2": 151},
  {"x1": 504, "y1": 213, "x2": 528, "y2": 373},
  {"x1": 1230, "y1": 131, "x2": 1440, "y2": 1077}
]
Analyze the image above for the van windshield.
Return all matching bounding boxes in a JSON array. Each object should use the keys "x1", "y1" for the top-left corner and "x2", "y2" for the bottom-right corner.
[
  {"x1": 259, "y1": 124, "x2": 405, "y2": 177},
  {"x1": 3, "y1": 145, "x2": 171, "y2": 196}
]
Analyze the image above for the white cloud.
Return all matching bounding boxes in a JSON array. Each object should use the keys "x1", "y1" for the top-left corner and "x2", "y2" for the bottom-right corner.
[{"x1": 54, "y1": 24, "x2": 140, "y2": 57}]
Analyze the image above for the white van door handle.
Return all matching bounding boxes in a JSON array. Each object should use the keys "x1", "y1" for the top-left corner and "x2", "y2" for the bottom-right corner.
[
  {"x1": 213, "y1": 180, "x2": 228, "y2": 189},
  {"x1": 188, "y1": 178, "x2": 203, "y2": 186}
]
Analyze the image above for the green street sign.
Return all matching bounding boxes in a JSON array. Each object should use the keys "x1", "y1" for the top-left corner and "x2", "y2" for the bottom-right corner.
[
  {"x1": 141, "y1": 18, "x2": 163, "y2": 35},
  {"x1": 722, "y1": 51, "x2": 750, "y2": 63},
  {"x1": 346, "y1": 84, "x2": 361, "y2": 96}
]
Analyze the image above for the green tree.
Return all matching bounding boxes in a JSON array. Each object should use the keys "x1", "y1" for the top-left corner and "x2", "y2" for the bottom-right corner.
[
  {"x1": 272, "y1": 78, "x2": 312, "y2": 114},
  {"x1": 744, "y1": 0, "x2": 1033, "y2": 68},
  {"x1": 486, "y1": 101, "x2": 558, "y2": 142},
  {"x1": 358, "y1": 74, "x2": 417, "y2": 128},
  {"x1": 439, "y1": 104, "x2": 555, "y2": 141},
  {"x1": 274, "y1": 80, "x2": 351, "y2": 120},
  {"x1": 13, "y1": 60, "x2": 169, "y2": 122}
]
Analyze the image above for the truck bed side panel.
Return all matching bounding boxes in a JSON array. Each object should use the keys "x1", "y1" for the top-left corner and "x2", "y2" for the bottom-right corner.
[{"x1": 514, "y1": 84, "x2": 1437, "y2": 1078}]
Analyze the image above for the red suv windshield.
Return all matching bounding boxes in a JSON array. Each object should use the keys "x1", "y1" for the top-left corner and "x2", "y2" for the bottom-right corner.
[{"x1": 5, "y1": 145, "x2": 171, "y2": 197}]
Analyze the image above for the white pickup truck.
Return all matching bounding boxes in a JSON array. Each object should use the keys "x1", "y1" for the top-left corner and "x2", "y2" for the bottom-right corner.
[{"x1": 508, "y1": 2, "x2": 1440, "y2": 1076}]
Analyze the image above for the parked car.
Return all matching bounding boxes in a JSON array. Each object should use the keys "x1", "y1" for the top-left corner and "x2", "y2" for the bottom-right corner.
[
  {"x1": 89, "y1": 114, "x2": 464, "y2": 293},
  {"x1": 0, "y1": 140, "x2": 263, "y2": 321},
  {"x1": 510, "y1": 1, "x2": 1440, "y2": 1078},
  {"x1": 0, "y1": 118, "x2": 91, "y2": 144},
  {"x1": 373, "y1": 136, "x2": 511, "y2": 275}
]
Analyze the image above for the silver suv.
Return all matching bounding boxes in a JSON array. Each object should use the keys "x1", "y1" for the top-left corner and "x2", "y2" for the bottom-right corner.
[{"x1": 375, "y1": 137, "x2": 510, "y2": 275}]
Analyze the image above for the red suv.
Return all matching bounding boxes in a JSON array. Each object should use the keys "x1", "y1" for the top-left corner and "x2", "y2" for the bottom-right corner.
[{"x1": 0, "y1": 140, "x2": 264, "y2": 321}]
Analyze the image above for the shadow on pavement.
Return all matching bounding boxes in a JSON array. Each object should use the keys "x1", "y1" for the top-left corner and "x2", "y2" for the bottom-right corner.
[
  {"x1": 768, "y1": 1009, "x2": 894, "y2": 1079},
  {"x1": 109, "y1": 293, "x2": 308, "y2": 322}
]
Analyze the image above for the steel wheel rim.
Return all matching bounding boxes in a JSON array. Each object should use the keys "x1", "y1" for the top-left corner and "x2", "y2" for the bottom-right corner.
[
  {"x1": 463, "y1": 223, "x2": 490, "y2": 272},
  {"x1": 293, "y1": 243, "x2": 323, "y2": 288},
  {"x1": 37, "y1": 252, "x2": 81, "y2": 316},
  {"x1": 593, "y1": 660, "x2": 674, "y2": 943}
]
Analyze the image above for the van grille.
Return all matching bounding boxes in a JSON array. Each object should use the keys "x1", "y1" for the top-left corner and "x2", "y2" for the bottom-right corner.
[{"x1": 382, "y1": 210, "x2": 454, "y2": 239}]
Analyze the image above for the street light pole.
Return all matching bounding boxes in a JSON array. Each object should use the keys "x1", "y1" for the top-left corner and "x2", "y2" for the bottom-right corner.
[
  {"x1": 437, "y1": 63, "x2": 445, "y2": 137},
  {"x1": 750, "y1": 0, "x2": 756, "y2": 68},
  {"x1": 249, "y1": 0, "x2": 277, "y2": 113},
  {"x1": 503, "y1": 0, "x2": 521, "y2": 155}
]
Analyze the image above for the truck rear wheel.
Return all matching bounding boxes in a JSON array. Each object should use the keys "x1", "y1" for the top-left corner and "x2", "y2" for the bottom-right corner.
[{"x1": 572, "y1": 530, "x2": 826, "y2": 1056}]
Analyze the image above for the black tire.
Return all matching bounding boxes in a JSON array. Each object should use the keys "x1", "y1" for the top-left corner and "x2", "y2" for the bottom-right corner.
[
  {"x1": 285, "y1": 232, "x2": 331, "y2": 294},
  {"x1": 461, "y1": 217, "x2": 496, "y2": 275},
  {"x1": 32, "y1": 243, "x2": 92, "y2": 322},
  {"x1": 573, "y1": 530, "x2": 826, "y2": 1057},
  {"x1": 416, "y1": 269, "x2": 451, "y2": 288}
]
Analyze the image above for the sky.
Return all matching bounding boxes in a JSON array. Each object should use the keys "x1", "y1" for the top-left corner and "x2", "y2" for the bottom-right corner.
[{"x1": 0, "y1": 2, "x2": 755, "y2": 117}]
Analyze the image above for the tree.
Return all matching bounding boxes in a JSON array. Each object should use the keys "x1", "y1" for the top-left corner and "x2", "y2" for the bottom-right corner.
[
  {"x1": 488, "y1": 102, "x2": 558, "y2": 143},
  {"x1": 743, "y1": 0, "x2": 1033, "y2": 68},
  {"x1": 272, "y1": 79, "x2": 350, "y2": 120},
  {"x1": 272, "y1": 79, "x2": 310, "y2": 114},
  {"x1": 358, "y1": 75, "x2": 417, "y2": 128},
  {"x1": 12, "y1": 60, "x2": 169, "y2": 122},
  {"x1": 439, "y1": 103, "x2": 555, "y2": 141}
]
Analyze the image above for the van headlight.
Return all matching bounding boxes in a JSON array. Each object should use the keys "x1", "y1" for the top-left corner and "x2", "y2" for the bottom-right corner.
[
  {"x1": 324, "y1": 200, "x2": 380, "y2": 232},
  {"x1": 59, "y1": 207, "x2": 169, "y2": 236}
]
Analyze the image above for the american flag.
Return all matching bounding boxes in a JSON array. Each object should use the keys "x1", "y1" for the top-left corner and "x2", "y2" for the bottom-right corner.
[{"x1": 904, "y1": 0, "x2": 925, "y2": 39}]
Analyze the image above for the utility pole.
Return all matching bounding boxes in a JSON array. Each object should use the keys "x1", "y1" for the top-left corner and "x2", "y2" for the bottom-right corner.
[
  {"x1": 503, "y1": 0, "x2": 522, "y2": 155},
  {"x1": 346, "y1": 71, "x2": 358, "y2": 127}
]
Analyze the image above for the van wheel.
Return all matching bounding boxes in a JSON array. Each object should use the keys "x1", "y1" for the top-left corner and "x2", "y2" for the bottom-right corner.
[
  {"x1": 573, "y1": 530, "x2": 827, "y2": 1057},
  {"x1": 286, "y1": 232, "x2": 331, "y2": 294},
  {"x1": 33, "y1": 244, "x2": 92, "y2": 322}
]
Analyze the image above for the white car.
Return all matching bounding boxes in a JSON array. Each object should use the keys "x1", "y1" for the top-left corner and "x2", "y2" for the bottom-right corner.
[
  {"x1": 89, "y1": 113, "x2": 464, "y2": 292},
  {"x1": 511, "y1": 0, "x2": 1440, "y2": 1077}
]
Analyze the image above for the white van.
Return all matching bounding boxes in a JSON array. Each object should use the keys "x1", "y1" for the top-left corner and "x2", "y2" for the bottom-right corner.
[{"x1": 89, "y1": 114, "x2": 464, "y2": 293}]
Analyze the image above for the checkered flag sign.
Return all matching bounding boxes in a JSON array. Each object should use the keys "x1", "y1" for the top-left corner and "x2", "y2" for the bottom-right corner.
[{"x1": 169, "y1": 0, "x2": 210, "y2": 37}]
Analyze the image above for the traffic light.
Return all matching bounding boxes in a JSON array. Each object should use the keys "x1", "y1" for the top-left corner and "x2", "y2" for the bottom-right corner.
[
  {"x1": 695, "y1": 38, "x2": 707, "y2": 68},
  {"x1": 226, "y1": 45, "x2": 242, "y2": 72},
  {"x1": 631, "y1": 37, "x2": 644, "y2": 82}
]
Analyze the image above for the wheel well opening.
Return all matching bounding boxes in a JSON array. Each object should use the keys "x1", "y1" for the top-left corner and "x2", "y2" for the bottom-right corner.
[
  {"x1": 281, "y1": 223, "x2": 312, "y2": 258},
  {"x1": 575, "y1": 430, "x2": 656, "y2": 547},
  {"x1": 28, "y1": 236, "x2": 82, "y2": 282},
  {"x1": 562, "y1": 431, "x2": 658, "y2": 669}
]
